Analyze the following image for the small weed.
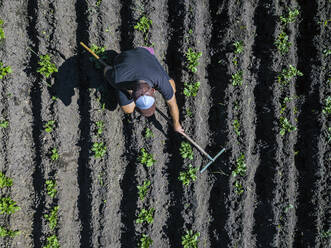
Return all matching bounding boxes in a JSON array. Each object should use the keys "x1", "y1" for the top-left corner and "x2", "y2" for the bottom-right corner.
[
  {"x1": 274, "y1": 31, "x2": 291, "y2": 54},
  {"x1": 233, "y1": 41, "x2": 244, "y2": 54},
  {"x1": 321, "y1": 230, "x2": 331, "y2": 238},
  {"x1": 0, "y1": 197, "x2": 20, "y2": 214},
  {"x1": 284, "y1": 204, "x2": 294, "y2": 213},
  {"x1": 178, "y1": 164, "x2": 197, "y2": 186},
  {"x1": 45, "y1": 180, "x2": 57, "y2": 198},
  {"x1": 185, "y1": 48, "x2": 202, "y2": 73},
  {"x1": 181, "y1": 230, "x2": 200, "y2": 248},
  {"x1": 234, "y1": 180, "x2": 244, "y2": 194},
  {"x1": 233, "y1": 119, "x2": 240, "y2": 136},
  {"x1": 0, "y1": 172, "x2": 13, "y2": 188},
  {"x1": 37, "y1": 54, "x2": 58, "y2": 78},
  {"x1": 280, "y1": 8, "x2": 300, "y2": 25},
  {"x1": 44, "y1": 206, "x2": 59, "y2": 230},
  {"x1": 231, "y1": 71, "x2": 243, "y2": 86},
  {"x1": 322, "y1": 96, "x2": 331, "y2": 115},
  {"x1": 0, "y1": 62, "x2": 12, "y2": 79},
  {"x1": 279, "y1": 116, "x2": 296, "y2": 136},
  {"x1": 0, "y1": 19, "x2": 5, "y2": 40},
  {"x1": 0, "y1": 120, "x2": 8, "y2": 128},
  {"x1": 323, "y1": 49, "x2": 331, "y2": 57},
  {"x1": 96, "y1": 121, "x2": 104, "y2": 136},
  {"x1": 51, "y1": 96, "x2": 58, "y2": 101},
  {"x1": 96, "y1": 0, "x2": 102, "y2": 7},
  {"x1": 43, "y1": 235, "x2": 60, "y2": 248},
  {"x1": 44, "y1": 120, "x2": 55, "y2": 133},
  {"x1": 139, "y1": 234, "x2": 153, "y2": 248},
  {"x1": 89, "y1": 44, "x2": 107, "y2": 69},
  {"x1": 136, "y1": 208, "x2": 155, "y2": 224},
  {"x1": 0, "y1": 226, "x2": 20, "y2": 238},
  {"x1": 179, "y1": 141, "x2": 194, "y2": 160},
  {"x1": 137, "y1": 180, "x2": 151, "y2": 201},
  {"x1": 134, "y1": 16, "x2": 152, "y2": 42},
  {"x1": 92, "y1": 142, "x2": 106, "y2": 158},
  {"x1": 144, "y1": 127, "x2": 154, "y2": 138},
  {"x1": 186, "y1": 108, "x2": 193, "y2": 118},
  {"x1": 138, "y1": 148, "x2": 155, "y2": 167},
  {"x1": 280, "y1": 96, "x2": 292, "y2": 115},
  {"x1": 184, "y1": 81, "x2": 200, "y2": 97},
  {"x1": 232, "y1": 154, "x2": 246, "y2": 177},
  {"x1": 232, "y1": 56, "x2": 238, "y2": 66},
  {"x1": 51, "y1": 148, "x2": 59, "y2": 161},
  {"x1": 277, "y1": 65, "x2": 303, "y2": 85}
]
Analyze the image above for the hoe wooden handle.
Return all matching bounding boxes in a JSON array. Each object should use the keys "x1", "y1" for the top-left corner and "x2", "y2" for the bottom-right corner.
[{"x1": 80, "y1": 42, "x2": 108, "y2": 67}]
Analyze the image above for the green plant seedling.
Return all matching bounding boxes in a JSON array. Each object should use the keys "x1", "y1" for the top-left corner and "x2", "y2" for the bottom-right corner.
[
  {"x1": 44, "y1": 206, "x2": 59, "y2": 230},
  {"x1": 0, "y1": 226, "x2": 20, "y2": 238},
  {"x1": 0, "y1": 197, "x2": 20, "y2": 214},
  {"x1": 0, "y1": 172, "x2": 13, "y2": 188},
  {"x1": 322, "y1": 96, "x2": 331, "y2": 115},
  {"x1": 185, "y1": 48, "x2": 202, "y2": 73},
  {"x1": 284, "y1": 204, "x2": 294, "y2": 213},
  {"x1": 277, "y1": 65, "x2": 303, "y2": 85},
  {"x1": 233, "y1": 41, "x2": 244, "y2": 54},
  {"x1": 231, "y1": 71, "x2": 243, "y2": 86},
  {"x1": 232, "y1": 153, "x2": 246, "y2": 177},
  {"x1": 139, "y1": 234, "x2": 153, "y2": 248},
  {"x1": 274, "y1": 31, "x2": 291, "y2": 54},
  {"x1": 134, "y1": 16, "x2": 152, "y2": 42},
  {"x1": 178, "y1": 164, "x2": 197, "y2": 186},
  {"x1": 37, "y1": 54, "x2": 58, "y2": 78},
  {"x1": 279, "y1": 116, "x2": 296, "y2": 136},
  {"x1": 92, "y1": 142, "x2": 106, "y2": 158},
  {"x1": 96, "y1": 0, "x2": 102, "y2": 7},
  {"x1": 144, "y1": 127, "x2": 154, "y2": 138},
  {"x1": 179, "y1": 141, "x2": 194, "y2": 160},
  {"x1": 184, "y1": 81, "x2": 200, "y2": 97},
  {"x1": 233, "y1": 119, "x2": 240, "y2": 136},
  {"x1": 0, "y1": 62, "x2": 12, "y2": 79},
  {"x1": 137, "y1": 180, "x2": 151, "y2": 201},
  {"x1": 186, "y1": 108, "x2": 193, "y2": 118},
  {"x1": 181, "y1": 230, "x2": 200, "y2": 248},
  {"x1": 89, "y1": 44, "x2": 107, "y2": 69},
  {"x1": 234, "y1": 180, "x2": 244, "y2": 194},
  {"x1": 138, "y1": 148, "x2": 155, "y2": 167},
  {"x1": 44, "y1": 120, "x2": 55, "y2": 133},
  {"x1": 45, "y1": 180, "x2": 57, "y2": 198},
  {"x1": 136, "y1": 207, "x2": 155, "y2": 224},
  {"x1": 51, "y1": 148, "x2": 59, "y2": 161},
  {"x1": 280, "y1": 8, "x2": 300, "y2": 25},
  {"x1": 0, "y1": 19, "x2": 5, "y2": 40},
  {"x1": 43, "y1": 235, "x2": 60, "y2": 248},
  {"x1": 0, "y1": 120, "x2": 8, "y2": 128},
  {"x1": 96, "y1": 121, "x2": 104, "y2": 135},
  {"x1": 323, "y1": 49, "x2": 331, "y2": 56},
  {"x1": 232, "y1": 56, "x2": 238, "y2": 66},
  {"x1": 321, "y1": 230, "x2": 331, "y2": 238}
]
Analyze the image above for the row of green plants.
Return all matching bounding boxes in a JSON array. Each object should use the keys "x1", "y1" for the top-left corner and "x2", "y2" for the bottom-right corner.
[
  {"x1": 136, "y1": 127, "x2": 155, "y2": 248},
  {"x1": 0, "y1": 172, "x2": 21, "y2": 239},
  {"x1": 275, "y1": 8, "x2": 302, "y2": 136},
  {"x1": 230, "y1": 38, "x2": 247, "y2": 195}
]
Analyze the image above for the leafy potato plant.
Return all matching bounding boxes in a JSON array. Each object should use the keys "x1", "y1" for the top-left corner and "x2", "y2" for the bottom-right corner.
[
  {"x1": 181, "y1": 230, "x2": 200, "y2": 248},
  {"x1": 179, "y1": 142, "x2": 193, "y2": 160},
  {"x1": 37, "y1": 54, "x2": 58, "y2": 78},
  {"x1": 138, "y1": 148, "x2": 155, "y2": 167},
  {"x1": 178, "y1": 164, "x2": 197, "y2": 186}
]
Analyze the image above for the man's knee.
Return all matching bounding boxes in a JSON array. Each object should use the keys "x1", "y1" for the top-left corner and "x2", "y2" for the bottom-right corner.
[{"x1": 121, "y1": 102, "x2": 135, "y2": 114}]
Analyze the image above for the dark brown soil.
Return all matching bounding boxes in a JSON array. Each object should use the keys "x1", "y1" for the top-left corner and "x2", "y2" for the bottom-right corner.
[{"x1": 0, "y1": 0, "x2": 329, "y2": 247}]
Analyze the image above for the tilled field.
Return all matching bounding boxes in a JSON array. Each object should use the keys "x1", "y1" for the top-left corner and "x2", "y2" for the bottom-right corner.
[{"x1": 0, "y1": 0, "x2": 330, "y2": 247}]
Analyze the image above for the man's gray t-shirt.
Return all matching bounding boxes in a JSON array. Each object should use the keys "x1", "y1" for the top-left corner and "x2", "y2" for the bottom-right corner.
[{"x1": 107, "y1": 47, "x2": 173, "y2": 106}]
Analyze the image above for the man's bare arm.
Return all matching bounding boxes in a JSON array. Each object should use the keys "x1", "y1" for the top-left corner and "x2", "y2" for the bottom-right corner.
[{"x1": 167, "y1": 79, "x2": 183, "y2": 133}]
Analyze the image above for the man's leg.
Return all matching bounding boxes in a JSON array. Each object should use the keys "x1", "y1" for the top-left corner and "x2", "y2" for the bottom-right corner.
[{"x1": 121, "y1": 101, "x2": 135, "y2": 114}]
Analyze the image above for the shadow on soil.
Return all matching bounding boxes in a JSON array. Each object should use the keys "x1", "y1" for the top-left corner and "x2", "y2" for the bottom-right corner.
[{"x1": 53, "y1": 50, "x2": 119, "y2": 111}]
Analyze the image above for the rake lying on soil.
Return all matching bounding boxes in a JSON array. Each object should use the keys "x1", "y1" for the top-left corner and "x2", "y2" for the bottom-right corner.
[{"x1": 80, "y1": 42, "x2": 226, "y2": 173}]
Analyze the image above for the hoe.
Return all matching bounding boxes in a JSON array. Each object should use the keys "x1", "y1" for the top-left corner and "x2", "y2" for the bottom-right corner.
[{"x1": 80, "y1": 42, "x2": 226, "y2": 173}]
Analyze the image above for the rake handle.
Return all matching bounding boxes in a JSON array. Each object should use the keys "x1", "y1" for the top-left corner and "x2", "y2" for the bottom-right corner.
[
  {"x1": 80, "y1": 42, "x2": 108, "y2": 67},
  {"x1": 180, "y1": 132, "x2": 214, "y2": 161}
]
